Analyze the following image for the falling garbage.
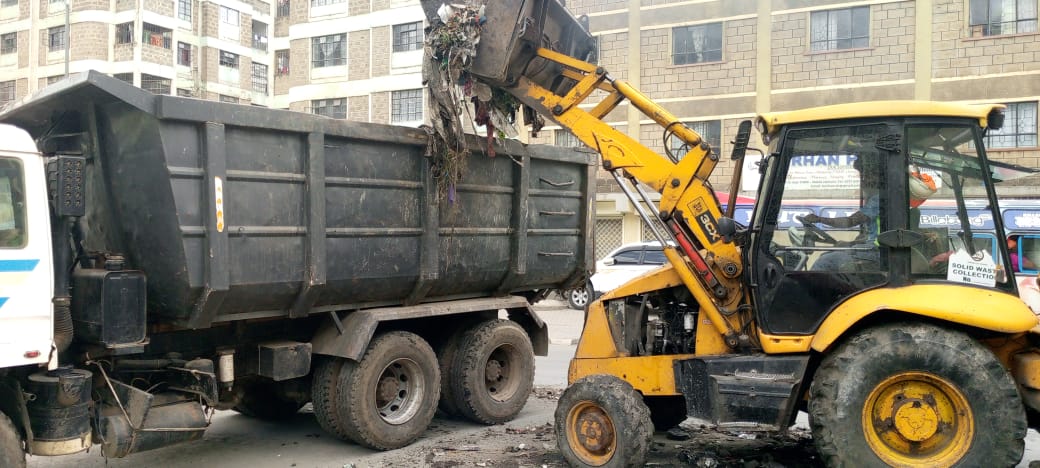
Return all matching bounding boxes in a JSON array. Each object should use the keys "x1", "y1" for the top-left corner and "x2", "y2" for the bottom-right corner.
[{"x1": 421, "y1": 1, "x2": 532, "y2": 202}]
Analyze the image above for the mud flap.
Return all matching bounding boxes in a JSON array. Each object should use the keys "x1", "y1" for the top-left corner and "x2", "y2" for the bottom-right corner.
[{"x1": 676, "y1": 354, "x2": 809, "y2": 431}]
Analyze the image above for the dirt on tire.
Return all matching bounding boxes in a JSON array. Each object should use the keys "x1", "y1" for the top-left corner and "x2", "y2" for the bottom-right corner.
[
  {"x1": 335, "y1": 331, "x2": 440, "y2": 450},
  {"x1": 809, "y1": 322, "x2": 1026, "y2": 467},
  {"x1": 0, "y1": 411, "x2": 24, "y2": 468},
  {"x1": 554, "y1": 374, "x2": 653, "y2": 467},
  {"x1": 450, "y1": 319, "x2": 535, "y2": 425}
]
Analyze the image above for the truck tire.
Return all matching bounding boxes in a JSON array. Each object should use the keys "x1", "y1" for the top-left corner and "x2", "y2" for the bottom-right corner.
[
  {"x1": 0, "y1": 412, "x2": 25, "y2": 468},
  {"x1": 336, "y1": 331, "x2": 439, "y2": 450},
  {"x1": 233, "y1": 379, "x2": 306, "y2": 421},
  {"x1": 809, "y1": 322, "x2": 1026, "y2": 467},
  {"x1": 436, "y1": 328, "x2": 465, "y2": 418},
  {"x1": 555, "y1": 374, "x2": 652, "y2": 468},
  {"x1": 312, "y1": 356, "x2": 354, "y2": 440},
  {"x1": 449, "y1": 319, "x2": 534, "y2": 424}
]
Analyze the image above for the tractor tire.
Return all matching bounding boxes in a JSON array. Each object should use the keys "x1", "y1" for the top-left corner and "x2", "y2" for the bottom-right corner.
[
  {"x1": 233, "y1": 379, "x2": 306, "y2": 421},
  {"x1": 0, "y1": 412, "x2": 24, "y2": 468},
  {"x1": 555, "y1": 374, "x2": 653, "y2": 468},
  {"x1": 643, "y1": 395, "x2": 687, "y2": 431},
  {"x1": 335, "y1": 331, "x2": 439, "y2": 450},
  {"x1": 809, "y1": 322, "x2": 1026, "y2": 468},
  {"x1": 311, "y1": 356, "x2": 354, "y2": 441},
  {"x1": 449, "y1": 319, "x2": 535, "y2": 424},
  {"x1": 436, "y1": 327, "x2": 466, "y2": 418}
]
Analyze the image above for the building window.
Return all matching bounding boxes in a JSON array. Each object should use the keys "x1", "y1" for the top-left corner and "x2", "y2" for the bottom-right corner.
[
  {"x1": 113, "y1": 73, "x2": 133, "y2": 84},
  {"x1": 311, "y1": 34, "x2": 345, "y2": 68},
  {"x1": 142, "y1": 23, "x2": 172, "y2": 49},
  {"x1": 0, "y1": 81, "x2": 14, "y2": 107},
  {"x1": 219, "y1": 94, "x2": 239, "y2": 104},
  {"x1": 47, "y1": 75, "x2": 62, "y2": 85},
  {"x1": 312, "y1": 98, "x2": 346, "y2": 119},
  {"x1": 672, "y1": 23, "x2": 722, "y2": 65},
  {"x1": 141, "y1": 74, "x2": 171, "y2": 95},
  {"x1": 555, "y1": 130, "x2": 581, "y2": 147},
  {"x1": 177, "y1": 88, "x2": 192, "y2": 97},
  {"x1": 275, "y1": 50, "x2": 290, "y2": 75},
  {"x1": 219, "y1": 50, "x2": 239, "y2": 69},
  {"x1": 251, "y1": 63, "x2": 268, "y2": 94},
  {"x1": 0, "y1": 0, "x2": 16, "y2": 8},
  {"x1": 970, "y1": 0, "x2": 1037, "y2": 36},
  {"x1": 810, "y1": 6, "x2": 869, "y2": 51},
  {"x1": 277, "y1": 0, "x2": 290, "y2": 17},
  {"x1": 668, "y1": 120, "x2": 721, "y2": 156},
  {"x1": 177, "y1": 0, "x2": 191, "y2": 21},
  {"x1": 311, "y1": 0, "x2": 343, "y2": 7},
  {"x1": 986, "y1": 102, "x2": 1038, "y2": 149},
  {"x1": 391, "y1": 89, "x2": 422, "y2": 123},
  {"x1": 177, "y1": 42, "x2": 191, "y2": 66},
  {"x1": 392, "y1": 22, "x2": 422, "y2": 52},
  {"x1": 116, "y1": 22, "x2": 133, "y2": 44},
  {"x1": 252, "y1": 21, "x2": 268, "y2": 51},
  {"x1": 0, "y1": 33, "x2": 14, "y2": 55},
  {"x1": 220, "y1": 6, "x2": 239, "y2": 27},
  {"x1": 48, "y1": 26, "x2": 66, "y2": 52}
]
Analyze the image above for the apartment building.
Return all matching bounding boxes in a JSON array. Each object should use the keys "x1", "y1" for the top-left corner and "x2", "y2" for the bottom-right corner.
[{"x1": 0, "y1": 0, "x2": 1038, "y2": 255}]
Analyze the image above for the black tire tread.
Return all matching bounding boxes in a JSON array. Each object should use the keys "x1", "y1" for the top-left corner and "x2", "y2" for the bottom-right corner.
[
  {"x1": 452, "y1": 319, "x2": 535, "y2": 424},
  {"x1": 0, "y1": 411, "x2": 24, "y2": 468},
  {"x1": 437, "y1": 328, "x2": 466, "y2": 417},
  {"x1": 555, "y1": 374, "x2": 653, "y2": 468},
  {"x1": 809, "y1": 322, "x2": 1025, "y2": 468},
  {"x1": 311, "y1": 356, "x2": 353, "y2": 441}
]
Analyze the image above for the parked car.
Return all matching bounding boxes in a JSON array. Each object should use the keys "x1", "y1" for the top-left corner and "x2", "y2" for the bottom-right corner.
[{"x1": 564, "y1": 241, "x2": 668, "y2": 309}]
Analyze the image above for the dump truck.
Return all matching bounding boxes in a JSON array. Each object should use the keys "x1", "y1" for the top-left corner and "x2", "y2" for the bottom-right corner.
[
  {"x1": 455, "y1": 0, "x2": 1040, "y2": 466},
  {"x1": 0, "y1": 71, "x2": 595, "y2": 466}
]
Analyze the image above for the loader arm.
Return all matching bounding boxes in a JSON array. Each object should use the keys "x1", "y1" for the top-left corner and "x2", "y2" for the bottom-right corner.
[{"x1": 485, "y1": 46, "x2": 752, "y2": 347}]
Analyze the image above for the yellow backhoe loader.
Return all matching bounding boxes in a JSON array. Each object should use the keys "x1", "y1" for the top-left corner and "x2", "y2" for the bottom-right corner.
[{"x1": 444, "y1": 1, "x2": 1040, "y2": 465}]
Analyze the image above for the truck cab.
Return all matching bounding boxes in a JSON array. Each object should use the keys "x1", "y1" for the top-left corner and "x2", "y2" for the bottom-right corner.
[{"x1": 0, "y1": 125, "x2": 53, "y2": 371}]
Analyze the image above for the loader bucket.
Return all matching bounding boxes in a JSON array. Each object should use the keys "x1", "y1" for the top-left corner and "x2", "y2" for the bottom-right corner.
[{"x1": 466, "y1": 0, "x2": 596, "y2": 95}]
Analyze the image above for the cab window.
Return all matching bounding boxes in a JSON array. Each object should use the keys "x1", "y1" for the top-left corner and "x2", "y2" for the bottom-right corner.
[{"x1": 0, "y1": 158, "x2": 26, "y2": 248}]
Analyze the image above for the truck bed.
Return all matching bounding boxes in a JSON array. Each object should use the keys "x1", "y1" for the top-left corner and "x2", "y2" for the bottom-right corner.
[{"x1": 0, "y1": 71, "x2": 594, "y2": 328}]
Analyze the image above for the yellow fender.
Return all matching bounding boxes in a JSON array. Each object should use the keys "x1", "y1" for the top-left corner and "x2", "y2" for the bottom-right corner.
[{"x1": 810, "y1": 284, "x2": 1038, "y2": 353}]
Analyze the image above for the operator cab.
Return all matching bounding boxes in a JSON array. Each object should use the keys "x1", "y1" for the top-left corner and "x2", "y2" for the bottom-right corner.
[{"x1": 747, "y1": 102, "x2": 1032, "y2": 336}]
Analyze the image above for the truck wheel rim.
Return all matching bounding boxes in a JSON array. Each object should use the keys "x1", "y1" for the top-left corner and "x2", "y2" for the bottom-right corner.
[
  {"x1": 862, "y1": 371, "x2": 973, "y2": 466},
  {"x1": 484, "y1": 344, "x2": 523, "y2": 402},
  {"x1": 375, "y1": 358, "x2": 425, "y2": 425},
  {"x1": 566, "y1": 400, "x2": 616, "y2": 466}
]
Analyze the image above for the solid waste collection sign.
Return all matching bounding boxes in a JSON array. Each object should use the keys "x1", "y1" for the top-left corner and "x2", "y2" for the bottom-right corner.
[{"x1": 947, "y1": 249, "x2": 997, "y2": 287}]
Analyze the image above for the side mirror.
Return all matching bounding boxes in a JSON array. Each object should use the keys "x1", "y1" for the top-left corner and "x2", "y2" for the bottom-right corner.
[
  {"x1": 603, "y1": 258, "x2": 616, "y2": 266},
  {"x1": 731, "y1": 120, "x2": 752, "y2": 161}
]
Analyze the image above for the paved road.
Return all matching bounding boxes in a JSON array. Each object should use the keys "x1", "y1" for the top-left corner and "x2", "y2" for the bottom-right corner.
[{"x1": 24, "y1": 300, "x2": 1040, "y2": 466}]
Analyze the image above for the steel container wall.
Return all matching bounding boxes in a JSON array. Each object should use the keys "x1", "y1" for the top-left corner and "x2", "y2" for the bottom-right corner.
[{"x1": 1, "y1": 72, "x2": 595, "y2": 328}]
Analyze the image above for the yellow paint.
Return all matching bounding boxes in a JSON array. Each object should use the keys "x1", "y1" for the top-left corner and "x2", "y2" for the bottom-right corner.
[
  {"x1": 758, "y1": 101, "x2": 1004, "y2": 137},
  {"x1": 1013, "y1": 351, "x2": 1040, "y2": 390},
  {"x1": 214, "y1": 176, "x2": 225, "y2": 233},
  {"x1": 568, "y1": 355, "x2": 692, "y2": 395},
  {"x1": 757, "y1": 333, "x2": 813, "y2": 354},
  {"x1": 862, "y1": 372, "x2": 973, "y2": 467},
  {"x1": 811, "y1": 284, "x2": 1038, "y2": 353},
  {"x1": 574, "y1": 300, "x2": 623, "y2": 360}
]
